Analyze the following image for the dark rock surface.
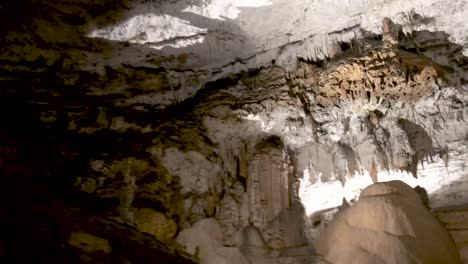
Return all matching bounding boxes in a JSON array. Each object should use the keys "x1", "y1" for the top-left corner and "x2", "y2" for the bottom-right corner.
[{"x1": 0, "y1": 1, "x2": 467, "y2": 263}]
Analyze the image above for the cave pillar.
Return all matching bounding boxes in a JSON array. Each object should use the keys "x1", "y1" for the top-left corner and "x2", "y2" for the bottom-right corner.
[{"x1": 247, "y1": 143, "x2": 291, "y2": 230}]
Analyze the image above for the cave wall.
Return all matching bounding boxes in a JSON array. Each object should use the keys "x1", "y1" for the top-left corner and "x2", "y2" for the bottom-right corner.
[{"x1": 0, "y1": 1, "x2": 468, "y2": 263}]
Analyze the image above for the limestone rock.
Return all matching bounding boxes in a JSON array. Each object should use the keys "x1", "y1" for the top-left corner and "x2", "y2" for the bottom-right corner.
[
  {"x1": 450, "y1": 230, "x2": 468, "y2": 264},
  {"x1": 435, "y1": 208, "x2": 468, "y2": 263},
  {"x1": 176, "y1": 218, "x2": 249, "y2": 264},
  {"x1": 68, "y1": 231, "x2": 112, "y2": 254},
  {"x1": 316, "y1": 180, "x2": 461, "y2": 264},
  {"x1": 268, "y1": 201, "x2": 309, "y2": 249},
  {"x1": 2, "y1": 1, "x2": 468, "y2": 262},
  {"x1": 247, "y1": 136, "x2": 292, "y2": 231},
  {"x1": 235, "y1": 225, "x2": 270, "y2": 256},
  {"x1": 437, "y1": 210, "x2": 468, "y2": 231},
  {"x1": 218, "y1": 192, "x2": 241, "y2": 245},
  {"x1": 176, "y1": 218, "x2": 222, "y2": 256},
  {"x1": 134, "y1": 208, "x2": 177, "y2": 242},
  {"x1": 156, "y1": 148, "x2": 222, "y2": 196}
]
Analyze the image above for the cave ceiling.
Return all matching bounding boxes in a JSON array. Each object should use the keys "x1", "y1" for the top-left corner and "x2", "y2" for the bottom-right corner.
[{"x1": 0, "y1": 0, "x2": 468, "y2": 263}]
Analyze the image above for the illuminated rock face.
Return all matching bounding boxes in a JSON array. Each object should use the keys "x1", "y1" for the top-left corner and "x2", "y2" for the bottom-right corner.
[
  {"x1": 1, "y1": 1, "x2": 468, "y2": 263},
  {"x1": 248, "y1": 138, "x2": 291, "y2": 227},
  {"x1": 316, "y1": 181, "x2": 461, "y2": 264},
  {"x1": 3, "y1": 0, "x2": 468, "y2": 109}
]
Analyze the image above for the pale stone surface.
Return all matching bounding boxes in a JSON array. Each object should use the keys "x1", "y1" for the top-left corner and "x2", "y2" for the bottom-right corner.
[
  {"x1": 6, "y1": 0, "x2": 468, "y2": 110},
  {"x1": 316, "y1": 181, "x2": 461, "y2": 264},
  {"x1": 299, "y1": 141, "x2": 468, "y2": 218},
  {"x1": 176, "y1": 218, "x2": 222, "y2": 256},
  {"x1": 68, "y1": 231, "x2": 112, "y2": 254},
  {"x1": 82, "y1": 0, "x2": 468, "y2": 72},
  {"x1": 235, "y1": 225, "x2": 270, "y2": 256},
  {"x1": 155, "y1": 147, "x2": 222, "y2": 196},
  {"x1": 176, "y1": 218, "x2": 250, "y2": 264},
  {"x1": 248, "y1": 138, "x2": 291, "y2": 229}
]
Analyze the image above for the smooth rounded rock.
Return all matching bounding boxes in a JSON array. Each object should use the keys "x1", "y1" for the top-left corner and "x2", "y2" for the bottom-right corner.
[{"x1": 316, "y1": 180, "x2": 461, "y2": 264}]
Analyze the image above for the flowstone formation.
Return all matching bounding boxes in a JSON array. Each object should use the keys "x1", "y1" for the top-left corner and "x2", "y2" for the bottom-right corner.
[{"x1": 1, "y1": 0, "x2": 468, "y2": 263}]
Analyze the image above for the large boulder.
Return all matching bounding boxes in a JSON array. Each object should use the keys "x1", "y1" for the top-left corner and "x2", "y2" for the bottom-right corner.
[{"x1": 316, "y1": 180, "x2": 461, "y2": 264}]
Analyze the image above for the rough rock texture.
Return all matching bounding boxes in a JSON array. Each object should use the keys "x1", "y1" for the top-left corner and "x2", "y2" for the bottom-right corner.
[
  {"x1": 68, "y1": 231, "x2": 112, "y2": 254},
  {"x1": 134, "y1": 208, "x2": 178, "y2": 242},
  {"x1": 436, "y1": 208, "x2": 468, "y2": 263},
  {"x1": 1, "y1": 0, "x2": 468, "y2": 263},
  {"x1": 316, "y1": 181, "x2": 461, "y2": 264},
  {"x1": 3, "y1": 0, "x2": 468, "y2": 108},
  {"x1": 176, "y1": 218, "x2": 250, "y2": 264}
]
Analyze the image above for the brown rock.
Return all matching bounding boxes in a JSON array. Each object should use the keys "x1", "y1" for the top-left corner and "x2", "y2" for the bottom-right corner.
[
  {"x1": 316, "y1": 180, "x2": 461, "y2": 264},
  {"x1": 68, "y1": 231, "x2": 112, "y2": 254},
  {"x1": 134, "y1": 208, "x2": 177, "y2": 242},
  {"x1": 383, "y1": 17, "x2": 398, "y2": 47},
  {"x1": 437, "y1": 210, "x2": 468, "y2": 230},
  {"x1": 435, "y1": 209, "x2": 468, "y2": 263},
  {"x1": 450, "y1": 230, "x2": 468, "y2": 263}
]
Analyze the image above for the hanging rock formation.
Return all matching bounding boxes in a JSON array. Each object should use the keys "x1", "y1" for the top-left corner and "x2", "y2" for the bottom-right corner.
[{"x1": 1, "y1": 0, "x2": 468, "y2": 263}]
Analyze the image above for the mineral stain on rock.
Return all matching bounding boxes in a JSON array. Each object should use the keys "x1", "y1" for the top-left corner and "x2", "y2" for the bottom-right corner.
[{"x1": 1, "y1": 1, "x2": 468, "y2": 263}]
